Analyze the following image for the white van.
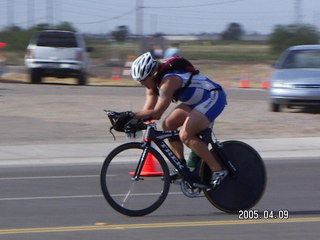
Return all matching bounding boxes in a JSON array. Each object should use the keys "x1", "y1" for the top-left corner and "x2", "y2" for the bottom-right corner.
[{"x1": 25, "y1": 30, "x2": 91, "y2": 85}]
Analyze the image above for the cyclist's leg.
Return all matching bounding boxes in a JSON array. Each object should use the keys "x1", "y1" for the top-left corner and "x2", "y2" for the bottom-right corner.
[
  {"x1": 179, "y1": 110, "x2": 222, "y2": 172},
  {"x1": 162, "y1": 103, "x2": 191, "y2": 161},
  {"x1": 179, "y1": 91, "x2": 227, "y2": 173}
]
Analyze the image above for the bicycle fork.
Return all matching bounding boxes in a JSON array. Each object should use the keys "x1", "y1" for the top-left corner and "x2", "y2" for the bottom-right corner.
[{"x1": 130, "y1": 145, "x2": 151, "y2": 181}]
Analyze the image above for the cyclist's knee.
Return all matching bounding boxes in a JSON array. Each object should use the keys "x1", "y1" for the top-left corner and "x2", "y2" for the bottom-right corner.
[
  {"x1": 162, "y1": 118, "x2": 177, "y2": 131},
  {"x1": 162, "y1": 119, "x2": 170, "y2": 131},
  {"x1": 179, "y1": 130, "x2": 193, "y2": 146}
]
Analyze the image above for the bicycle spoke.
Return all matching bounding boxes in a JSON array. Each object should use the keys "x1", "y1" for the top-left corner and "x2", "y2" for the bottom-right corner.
[{"x1": 121, "y1": 185, "x2": 133, "y2": 207}]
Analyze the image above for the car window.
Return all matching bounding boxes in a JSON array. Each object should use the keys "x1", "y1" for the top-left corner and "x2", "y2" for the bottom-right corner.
[
  {"x1": 281, "y1": 50, "x2": 320, "y2": 69},
  {"x1": 36, "y1": 32, "x2": 78, "y2": 48}
]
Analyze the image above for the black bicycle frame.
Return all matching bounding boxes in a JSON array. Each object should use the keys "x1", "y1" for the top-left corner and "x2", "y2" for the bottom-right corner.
[
  {"x1": 138, "y1": 125, "x2": 195, "y2": 183},
  {"x1": 133, "y1": 124, "x2": 237, "y2": 183}
]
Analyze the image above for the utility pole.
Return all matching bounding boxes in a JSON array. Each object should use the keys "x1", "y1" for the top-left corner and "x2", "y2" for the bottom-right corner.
[
  {"x1": 7, "y1": 0, "x2": 14, "y2": 27},
  {"x1": 28, "y1": 0, "x2": 35, "y2": 28},
  {"x1": 151, "y1": 14, "x2": 158, "y2": 34},
  {"x1": 47, "y1": 0, "x2": 54, "y2": 27},
  {"x1": 136, "y1": 0, "x2": 144, "y2": 54},
  {"x1": 294, "y1": 0, "x2": 302, "y2": 25}
]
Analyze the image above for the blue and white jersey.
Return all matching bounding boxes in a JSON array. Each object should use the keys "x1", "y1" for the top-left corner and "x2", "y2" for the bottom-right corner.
[
  {"x1": 163, "y1": 71, "x2": 221, "y2": 104},
  {"x1": 162, "y1": 70, "x2": 227, "y2": 122}
]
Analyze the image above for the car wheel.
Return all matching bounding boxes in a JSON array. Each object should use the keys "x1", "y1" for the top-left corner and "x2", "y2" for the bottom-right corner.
[
  {"x1": 271, "y1": 103, "x2": 281, "y2": 112},
  {"x1": 30, "y1": 69, "x2": 42, "y2": 84},
  {"x1": 77, "y1": 72, "x2": 87, "y2": 85}
]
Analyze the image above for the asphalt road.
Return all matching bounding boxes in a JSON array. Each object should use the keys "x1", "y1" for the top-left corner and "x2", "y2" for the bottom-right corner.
[{"x1": 0, "y1": 159, "x2": 320, "y2": 239}]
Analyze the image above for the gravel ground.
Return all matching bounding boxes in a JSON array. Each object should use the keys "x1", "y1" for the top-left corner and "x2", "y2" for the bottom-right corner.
[
  {"x1": 216, "y1": 96, "x2": 320, "y2": 140},
  {"x1": 1, "y1": 82, "x2": 320, "y2": 146}
]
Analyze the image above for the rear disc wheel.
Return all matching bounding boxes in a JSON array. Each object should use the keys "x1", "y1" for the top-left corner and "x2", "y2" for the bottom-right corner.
[{"x1": 202, "y1": 140, "x2": 266, "y2": 213}]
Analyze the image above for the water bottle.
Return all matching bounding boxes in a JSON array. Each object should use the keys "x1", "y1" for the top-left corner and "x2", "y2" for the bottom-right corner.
[{"x1": 187, "y1": 151, "x2": 201, "y2": 168}]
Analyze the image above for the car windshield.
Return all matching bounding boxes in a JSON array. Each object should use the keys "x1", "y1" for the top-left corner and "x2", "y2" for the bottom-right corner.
[
  {"x1": 280, "y1": 50, "x2": 320, "y2": 69},
  {"x1": 36, "y1": 32, "x2": 78, "y2": 48}
]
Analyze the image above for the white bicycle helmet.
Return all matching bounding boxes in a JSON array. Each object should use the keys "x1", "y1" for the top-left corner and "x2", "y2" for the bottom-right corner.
[{"x1": 131, "y1": 52, "x2": 157, "y2": 82}]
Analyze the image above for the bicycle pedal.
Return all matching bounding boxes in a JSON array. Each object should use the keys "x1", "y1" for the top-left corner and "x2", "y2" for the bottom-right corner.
[{"x1": 205, "y1": 182, "x2": 223, "y2": 191}]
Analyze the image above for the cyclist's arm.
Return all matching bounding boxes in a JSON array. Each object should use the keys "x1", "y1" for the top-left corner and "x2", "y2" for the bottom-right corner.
[
  {"x1": 142, "y1": 88, "x2": 158, "y2": 111},
  {"x1": 134, "y1": 76, "x2": 181, "y2": 120}
]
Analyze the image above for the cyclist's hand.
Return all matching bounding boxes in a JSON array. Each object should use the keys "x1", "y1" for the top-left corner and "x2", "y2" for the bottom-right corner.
[
  {"x1": 112, "y1": 111, "x2": 135, "y2": 132},
  {"x1": 119, "y1": 111, "x2": 134, "y2": 121}
]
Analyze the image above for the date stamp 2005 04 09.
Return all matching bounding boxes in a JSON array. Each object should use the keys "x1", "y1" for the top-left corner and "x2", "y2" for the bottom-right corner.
[{"x1": 238, "y1": 210, "x2": 289, "y2": 220}]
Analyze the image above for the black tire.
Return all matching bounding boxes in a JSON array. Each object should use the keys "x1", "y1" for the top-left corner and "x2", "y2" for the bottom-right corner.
[
  {"x1": 77, "y1": 72, "x2": 87, "y2": 85},
  {"x1": 271, "y1": 103, "x2": 280, "y2": 112},
  {"x1": 100, "y1": 142, "x2": 170, "y2": 216},
  {"x1": 202, "y1": 140, "x2": 266, "y2": 213},
  {"x1": 30, "y1": 69, "x2": 42, "y2": 84}
]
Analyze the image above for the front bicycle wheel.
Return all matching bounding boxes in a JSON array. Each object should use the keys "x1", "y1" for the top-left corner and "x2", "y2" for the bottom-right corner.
[
  {"x1": 202, "y1": 140, "x2": 266, "y2": 213},
  {"x1": 100, "y1": 142, "x2": 170, "y2": 216}
]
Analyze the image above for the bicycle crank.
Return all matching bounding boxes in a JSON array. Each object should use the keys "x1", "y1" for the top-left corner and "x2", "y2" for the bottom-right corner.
[{"x1": 180, "y1": 180, "x2": 204, "y2": 198}]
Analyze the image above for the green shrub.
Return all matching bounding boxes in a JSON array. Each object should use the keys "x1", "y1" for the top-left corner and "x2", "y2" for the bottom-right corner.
[{"x1": 269, "y1": 24, "x2": 319, "y2": 54}]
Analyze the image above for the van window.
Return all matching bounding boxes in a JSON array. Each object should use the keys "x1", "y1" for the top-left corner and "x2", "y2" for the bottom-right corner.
[{"x1": 36, "y1": 32, "x2": 78, "y2": 48}]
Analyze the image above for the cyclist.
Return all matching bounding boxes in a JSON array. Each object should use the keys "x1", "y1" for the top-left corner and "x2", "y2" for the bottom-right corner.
[{"x1": 126, "y1": 52, "x2": 227, "y2": 186}]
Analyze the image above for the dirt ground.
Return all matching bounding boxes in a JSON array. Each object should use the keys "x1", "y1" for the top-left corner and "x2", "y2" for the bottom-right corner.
[
  {"x1": 214, "y1": 96, "x2": 320, "y2": 140},
  {"x1": 1, "y1": 78, "x2": 320, "y2": 146}
]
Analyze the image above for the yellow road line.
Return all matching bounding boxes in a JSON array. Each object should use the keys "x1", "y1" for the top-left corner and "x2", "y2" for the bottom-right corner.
[{"x1": 1, "y1": 217, "x2": 320, "y2": 235}]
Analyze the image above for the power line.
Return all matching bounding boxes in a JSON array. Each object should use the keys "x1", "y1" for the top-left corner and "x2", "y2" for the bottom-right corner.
[
  {"x1": 15, "y1": 17, "x2": 46, "y2": 26},
  {"x1": 148, "y1": 10, "x2": 293, "y2": 20},
  {"x1": 144, "y1": 0, "x2": 243, "y2": 9},
  {"x1": 62, "y1": 2, "x2": 110, "y2": 15},
  {"x1": 72, "y1": 9, "x2": 136, "y2": 25}
]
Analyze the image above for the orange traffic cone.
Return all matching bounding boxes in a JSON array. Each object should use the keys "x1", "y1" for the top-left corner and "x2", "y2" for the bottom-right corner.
[
  {"x1": 261, "y1": 80, "x2": 269, "y2": 89},
  {"x1": 239, "y1": 71, "x2": 250, "y2": 88},
  {"x1": 239, "y1": 79, "x2": 249, "y2": 88},
  {"x1": 261, "y1": 75, "x2": 270, "y2": 89},
  {"x1": 129, "y1": 153, "x2": 163, "y2": 176},
  {"x1": 111, "y1": 68, "x2": 121, "y2": 80}
]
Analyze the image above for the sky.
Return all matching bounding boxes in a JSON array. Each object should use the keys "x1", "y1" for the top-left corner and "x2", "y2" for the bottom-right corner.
[{"x1": 0, "y1": 0, "x2": 320, "y2": 35}]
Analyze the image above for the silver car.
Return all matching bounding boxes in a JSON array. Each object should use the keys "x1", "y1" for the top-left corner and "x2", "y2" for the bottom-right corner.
[
  {"x1": 25, "y1": 30, "x2": 91, "y2": 85},
  {"x1": 269, "y1": 45, "x2": 320, "y2": 112}
]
